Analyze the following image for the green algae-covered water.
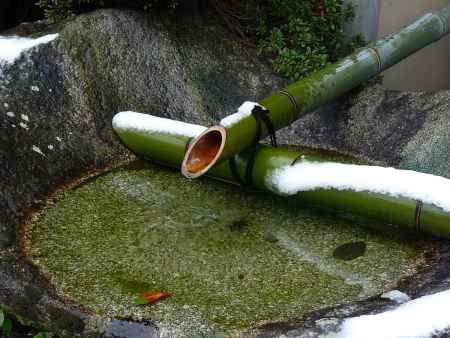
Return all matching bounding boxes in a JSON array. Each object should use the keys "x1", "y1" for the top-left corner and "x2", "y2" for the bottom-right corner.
[{"x1": 25, "y1": 161, "x2": 424, "y2": 336}]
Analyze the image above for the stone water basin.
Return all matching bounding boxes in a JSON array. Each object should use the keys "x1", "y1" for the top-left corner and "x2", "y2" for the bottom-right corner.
[{"x1": 22, "y1": 160, "x2": 426, "y2": 336}]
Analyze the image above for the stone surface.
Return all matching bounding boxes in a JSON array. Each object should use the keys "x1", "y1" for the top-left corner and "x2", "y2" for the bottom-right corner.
[
  {"x1": 1, "y1": 7, "x2": 450, "y2": 338},
  {"x1": 279, "y1": 86, "x2": 450, "y2": 179}
]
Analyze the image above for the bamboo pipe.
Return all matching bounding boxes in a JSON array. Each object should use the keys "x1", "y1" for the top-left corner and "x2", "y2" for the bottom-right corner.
[
  {"x1": 113, "y1": 112, "x2": 450, "y2": 239},
  {"x1": 181, "y1": 4, "x2": 450, "y2": 178}
]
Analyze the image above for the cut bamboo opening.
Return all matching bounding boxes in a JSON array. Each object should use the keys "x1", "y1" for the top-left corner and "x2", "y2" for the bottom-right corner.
[{"x1": 181, "y1": 126, "x2": 226, "y2": 178}]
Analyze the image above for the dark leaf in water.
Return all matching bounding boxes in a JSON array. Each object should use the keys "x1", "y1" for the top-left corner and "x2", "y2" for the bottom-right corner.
[{"x1": 333, "y1": 241, "x2": 367, "y2": 261}]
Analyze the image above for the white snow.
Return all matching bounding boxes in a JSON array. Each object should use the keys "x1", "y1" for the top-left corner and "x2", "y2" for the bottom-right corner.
[
  {"x1": 112, "y1": 111, "x2": 206, "y2": 138},
  {"x1": 0, "y1": 34, "x2": 59, "y2": 64},
  {"x1": 32, "y1": 145, "x2": 45, "y2": 157},
  {"x1": 220, "y1": 101, "x2": 265, "y2": 128},
  {"x1": 335, "y1": 290, "x2": 450, "y2": 338},
  {"x1": 20, "y1": 114, "x2": 29, "y2": 121},
  {"x1": 3, "y1": 103, "x2": 9, "y2": 108},
  {"x1": 381, "y1": 290, "x2": 411, "y2": 304},
  {"x1": 6, "y1": 111, "x2": 15, "y2": 117},
  {"x1": 19, "y1": 122, "x2": 29, "y2": 130},
  {"x1": 47, "y1": 144, "x2": 54, "y2": 150},
  {"x1": 267, "y1": 160, "x2": 450, "y2": 213},
  {"x1": 31, "y1": 85, "x2": 40, "y2": 92},
  {"x1": 56, "y1": 136, "x2": 62, "y2": 142}
]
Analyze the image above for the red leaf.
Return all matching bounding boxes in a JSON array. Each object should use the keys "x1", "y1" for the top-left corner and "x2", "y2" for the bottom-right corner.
[{"x1": 141, "y1": 291, "x2": 171, "y2": 304}]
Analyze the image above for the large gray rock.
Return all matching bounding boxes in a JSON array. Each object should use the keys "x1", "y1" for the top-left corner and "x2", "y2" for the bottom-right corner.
[
  {"x1": 0, "y1": 8, "x2": 285, "y2": 337},
  {"x1": 279, "y1": 86, "x2": 450, "y2": 179},
  {"x1": 1, "y1": 7, "x2": 449, "y2": 338}
]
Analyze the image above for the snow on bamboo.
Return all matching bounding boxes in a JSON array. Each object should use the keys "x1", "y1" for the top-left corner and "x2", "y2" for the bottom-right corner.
[
  {"x1": 0, "y1": 34, "x2": 59, "y2": 64},
  {"x1": 220, "y1": 101, "x2": 264, "y2": 128},
  {"x1": 112, "y1": 111, "x2": 206, "y2": 138},
  {"x1": 267, "y1": 160, "x2": 450, "y2": 212}
]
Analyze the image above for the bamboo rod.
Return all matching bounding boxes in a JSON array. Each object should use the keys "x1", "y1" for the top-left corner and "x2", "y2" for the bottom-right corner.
[
  {"x1": 113, "y1": 112, "x2": 450, "y2": 240},
  {"x1": 181, "y1": 3, "x2": 450, "y2": 178}
]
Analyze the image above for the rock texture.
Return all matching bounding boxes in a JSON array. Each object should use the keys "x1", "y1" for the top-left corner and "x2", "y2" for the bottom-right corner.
[
  {"x1": 0, "y1": 8, "x2": 285, "y2": 337},
  {"x1": 0, "y1": 7, "x2": 449, "y2": 338},
  {"x1": 279, "y1": 86, "x2": 450, "y2": 179}
]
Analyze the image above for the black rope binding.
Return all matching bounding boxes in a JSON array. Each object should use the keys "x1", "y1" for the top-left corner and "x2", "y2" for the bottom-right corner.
[
  {"x1": 291, "y1": 154, "x2": 304, "y2": 166},
  {"x1": 184, "y1": 137, "x2": 194, "y2": 154},
  {"x1": 229, "y1": 104, "x2": 278, "y2": 186},
  {"x1": 415, "y1": 200, "x2": 424, "y2": 233}
]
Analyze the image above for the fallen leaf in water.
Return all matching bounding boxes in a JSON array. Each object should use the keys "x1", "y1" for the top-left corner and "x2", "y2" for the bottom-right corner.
[{"x1": 134, "y1": 291, "x2": 171, "y2": 306}]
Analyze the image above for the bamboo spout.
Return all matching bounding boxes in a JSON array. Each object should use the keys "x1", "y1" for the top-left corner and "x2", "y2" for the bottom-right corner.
[
  {"x1": 182, "y1": 3, "x2": 450, "y2": 179},
  {"x1": 181, "y1": 126, "x2": 226, "y2": 178},
  {"x1": 114, "y1": 112, "x2": 450, "y2": 240}
]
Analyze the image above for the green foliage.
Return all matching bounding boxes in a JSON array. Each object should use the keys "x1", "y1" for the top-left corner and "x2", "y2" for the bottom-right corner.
[
  {"x1": 254, "y1": 0, "x2": 365, "y2": 81},
  {"x1": 0, "y1": 309, "x2": 13, "y2": 337},
  {"x1": 0, "y1": 308, "x2": 54, "y2": 337},
  {"x1": 35, "y1": 0, "x2": 180, "y2": 22},
  {"x1": 36, "y1": 0, "x2": 364, "y2": 81}
]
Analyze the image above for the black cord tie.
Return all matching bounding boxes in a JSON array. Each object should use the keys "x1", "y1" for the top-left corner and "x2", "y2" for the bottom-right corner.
[
  {"x1": 291, "y1": 154, "x2": 304, "y2": 166},
  {"x1": 229, "y1": 104, "x2": 278, "y2": 186},
  {"x1": 184, "y1": 137, "x2": 194, "y2": 154},
  {"x1": 251, "y1": 105, "x2": 278, "y2": 148},
  {"x1": 415, "y1": 200, "x2": 423, "y2": 233}
]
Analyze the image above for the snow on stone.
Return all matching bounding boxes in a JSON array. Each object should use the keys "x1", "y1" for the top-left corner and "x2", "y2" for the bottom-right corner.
[
  {"x1": 112, "y1": 111, "x2": 206, "y2": 138},
  {"x1": 20, "y1": 114, "x2": 29, "y2": 121},
  {"x1": 267, "y1": 160, "x2": 450, "y2": 213},
  {"x1": 335, "y1": 290, "x2": 450, "y2": 338},
  {"x1": 32, "y1": 145, "x2": 45, "y2": 157},
  {"x1": 0, "y1": 34, "x2": 59, "y2": 64},
  {"x1": 381, "y1": 290, "x2": 411, "y2": 304},
  {"x1": 220, "y1": 101, "x2": 264, "y2": 128},
  {"x1": 6, "y1": 111, "x2": 15, "y2": 117}
]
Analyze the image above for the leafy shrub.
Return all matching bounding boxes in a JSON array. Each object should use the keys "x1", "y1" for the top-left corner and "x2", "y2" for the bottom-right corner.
[
  {"x1": 36, "y1": 0, "x2": 364, "y2": 82},
  {"x1": 254, "y1": 0, "x2": 365, "y2": 81},
  {"x1": 35, "y1": 0, "x2": 180, "y2": 22}
]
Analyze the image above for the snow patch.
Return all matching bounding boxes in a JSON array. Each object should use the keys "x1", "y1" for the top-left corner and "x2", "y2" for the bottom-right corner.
[
  {"x1": 32, "y1": 145, "x2": 45, "y2": 157},
  {"x1": 3, "y1": 103, "x2": 9, "y2": 108},
  {"x1": 112, "y1": 111, "x2": 206, "y2": 138},
  {"x1": 20, "y1": 114, "x2": 29, "y2": 121},
  {"x1": 220, "y1": 101, "x2": 264, "y2": 128},
  {"x1": 56, "y1": 136, "x2": 62, "y2": 142},
  {"x1": 381, "y1": 290, "x2": 411, "y2": 304},
  {"x1": 267, "y1": 160, "x2": 450, "y2": 213},
  {"x1": 47, "y1": 144, "x2": 54, "y2": 150},
  {"x1": 19, "y1": 122, "x2": 29, "y2": 130},
  {"x1": 335, "y1": 290, "x2": 450, "y2": 338},
  {"x1": 0, "y1": 34, "x2": 59, "y2": 64},
  {"x1": 6, "y1": 111, "x2": 15, "y2": 118},
  {"x1": 31, "y1": 86, "x2": 40, "y2": 92}
]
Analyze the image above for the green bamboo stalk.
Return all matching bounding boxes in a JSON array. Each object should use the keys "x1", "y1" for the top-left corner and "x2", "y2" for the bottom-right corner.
[
  {"x1": 113, "y1": 112, "x2": 450, "y2": 239},
  {"x1": 181, "y1": 4, "x2": 450, "y2": 178}
]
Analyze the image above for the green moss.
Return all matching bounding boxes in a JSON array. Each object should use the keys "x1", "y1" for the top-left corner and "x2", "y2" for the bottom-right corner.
[{"x1": 25, "y1": 161, "x2": 423, "y2": 335}]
